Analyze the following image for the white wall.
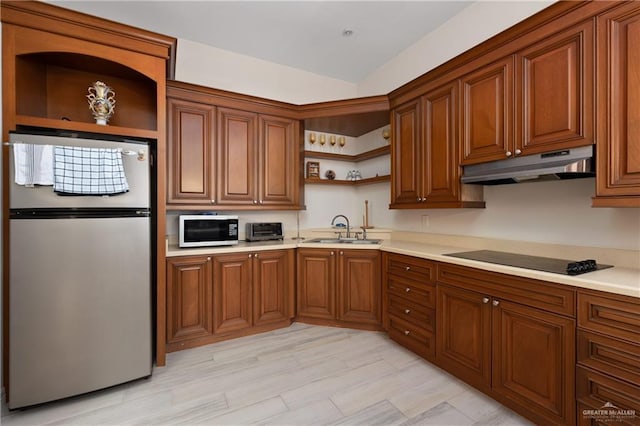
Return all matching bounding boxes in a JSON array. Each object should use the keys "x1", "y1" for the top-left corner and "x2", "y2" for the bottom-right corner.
[
  {"x1": 175, "y1": 39, "x2": 357, "y2": 104},
  {"x1": 357, "y1": 0, "x2": 555, "y2": 96}
]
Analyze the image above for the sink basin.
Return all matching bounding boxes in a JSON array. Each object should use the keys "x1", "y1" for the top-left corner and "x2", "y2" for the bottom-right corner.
[{"x1": 304, "y1": 238, "x2": 381, "y2": 245}]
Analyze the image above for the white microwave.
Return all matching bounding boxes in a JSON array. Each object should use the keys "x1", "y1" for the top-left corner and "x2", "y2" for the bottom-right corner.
[{"x1": 179, "y1": 215, "x2": 239, "y2": 248}]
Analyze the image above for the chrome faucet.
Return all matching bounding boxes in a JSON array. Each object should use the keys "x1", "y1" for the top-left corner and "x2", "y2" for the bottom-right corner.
[{"x1": 331, "y1": 214, "x2": 351, "y2": 239}]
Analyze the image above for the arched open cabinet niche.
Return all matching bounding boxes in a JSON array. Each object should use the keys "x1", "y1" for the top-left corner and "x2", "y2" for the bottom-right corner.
[{"x1": 14, "y1": 52, "x2": 158, "y2": 134}]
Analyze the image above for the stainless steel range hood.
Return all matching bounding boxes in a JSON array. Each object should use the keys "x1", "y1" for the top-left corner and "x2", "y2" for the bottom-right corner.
[{"x1": 461, "y1": 145, "x2": 595, "y2": 185}]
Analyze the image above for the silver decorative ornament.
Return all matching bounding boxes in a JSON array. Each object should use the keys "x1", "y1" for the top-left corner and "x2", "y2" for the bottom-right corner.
[{"x1": 87, "y1": 81, "x2": 116, "y2": 125}]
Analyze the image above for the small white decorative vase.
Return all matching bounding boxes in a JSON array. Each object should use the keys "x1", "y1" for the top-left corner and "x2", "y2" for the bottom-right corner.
[{"x1": 87, "y1": 81, "x2": 116, "y2": 125}]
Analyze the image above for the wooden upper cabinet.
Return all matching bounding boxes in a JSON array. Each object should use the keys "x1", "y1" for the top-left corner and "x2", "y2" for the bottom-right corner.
[
  {"x1": 594, "y1": 2, "x2": 640, "y2": 207},
  {"x1": 390, "y1": 98, "x2": 422, "y2": 205},
  {"x1": 460, "y1": 57, "x2": 514, "y2": 165},
  {"x1": 258, "y1": 115, "x2": 300, "y2": 206},
  {"x1": 167, "y1": 98, "x2": 216, "y2": 205},
  {"x1": 217, "y1": 107, "x2": 259, "y2": 205},
  {"x1": 390, "y1": 83, "x2": 484, "y2": 209},
  {"x1": 422, "y1": 81, "x2": 460, "y2": 203},
  {"x1": 516, "y1": 20, "x2": 594, "y2": 156}
]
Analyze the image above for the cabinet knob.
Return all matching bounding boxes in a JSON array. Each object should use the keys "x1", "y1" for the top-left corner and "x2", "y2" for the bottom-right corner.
[
  {"x1": 404, "y1": 330, "x2": 410, "y2": 336},
  {"x1": 207, "y1": 257, "x2": 211, "y2": 261},
  {"x1": 482, "y1": 297, "x2": 490, "y2": 304},
  {"x1": 211, "y1": 199, "x2": 216, "y2": 204},
  {"x1": 417, "y1": 197, "x2": 421, "y2": 202},
  {"x1": 492, "y1": 299, "x2": 500, "y2": 306},
  {"x1": 248, "y1": 254, "x2": 252, "y2": 258},
  {"x1": 254, "y1": 253, "x2": 259, "y2": 258},
  {"x1": 515, "y1": 149, "x2": 522, "y2": 155},
  {"x1": 405, "y1": 266, "x2": 411, "y2": 271},
  {"x1": 405, "y1": 287, "x2": 411, "y2": 293},
  {"x1": 506, "y1": 151, "x2": 513, "y2": 157},
  {"x1": 340, "y1": 251, "x2": 344, "y2": 256},
  {"x1": 330, "y1": 251, "x2": 334, "y2": 256},
  {"x1": 404, "y1": 308, "x2": 411, "y2": 314},
  {"x1": 253, "y1": 200, "x2": 258, "y2": 204},
  {"x1": 259, "y1": 200, "x2": 263, "y2": 204}
]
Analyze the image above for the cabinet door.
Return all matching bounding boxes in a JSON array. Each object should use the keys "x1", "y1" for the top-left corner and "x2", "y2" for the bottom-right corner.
[
  {"x1": 436, "y1": 284, "x2": 492, "y2": 390},
  {"x1": 492, "y1": 299, "x2": 576, "y2": 426},
  {"x1": 217, "y1": 107, "x2": 259, "y2": 205},
  {"x1": 390, "y1": 99, "x2": 422, "y2": 206},
  {"x1": 594, "y1": 3, "x2": 640, "y2": 206},
  {"x1": 461, "y1": 56, "x2": 514, "y2": 164},
  {"x1": 253, "y1": 250, "x2": 294, "y2": 326},
  {"x1": 212, "y1": 253, "x2": 253, "y2": 334},
  {"x1": 167, "y1": 98, "x2": 216, "y2": 205},
  {"x1": 296, "y1": 248, "x2": 336, "y2": 320},
  {"x1": 516, "y1": 20, "x2": 594, "y2": 155},
  {"x1": 258, "y1": 115, "x2": 300, "y2": 207},
  {"x1": 337, "y1": 249, "x2": 381, "y2": 325},
  {"x1": 422, "y1": 81, "x2": 460, "y2": 203},
  {"x1": 166, "y1": 256, "x2": 212, "y2": 344}
]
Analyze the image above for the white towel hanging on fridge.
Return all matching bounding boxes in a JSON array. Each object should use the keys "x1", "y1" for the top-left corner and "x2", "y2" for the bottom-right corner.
[
  {"x1": 13, "y1": 143, "x2": 54, "y2": 187},
  {"x1": 53, "y1": 146, "x2": 129, "y2": 195}
]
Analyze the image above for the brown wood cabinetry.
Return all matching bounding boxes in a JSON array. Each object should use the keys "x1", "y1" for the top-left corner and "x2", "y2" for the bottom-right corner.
[
  {"x1": 297, "y1": 248, "x2": 381, "y2": 329},
  {"x1": 516, "y1": 20, "x2": 594, "y2": 157},
  {"x1": 166, "y1": 256, "x2": 213, "y2": 347},
  {"x1": 436, "y1": 263, "x2": 576, "y2": 426},
  {"x1": 460, "y1": 56, "x2": 514, "y2": 165},
  {"x1": 390, "y1": 83, "x2": 484, "y2": 209},
  {"x1": 576, "y1": 290, "x2": 640, "y2": 425},
  {"x1": 166, "y1": 249, "x2": 294, "y2": 352},
  {"x1": 594, "y1": 2, "x2": 640, "y2": 207},
  {"x1": 383, "y1": 253, "x2": 437, "y2": 361},
  {"x1": 167, "y1": 98, "x2": 216, "y2": 204},
  {"x1": 166, "y1": 81, "x2": 303, "y2": 210}
]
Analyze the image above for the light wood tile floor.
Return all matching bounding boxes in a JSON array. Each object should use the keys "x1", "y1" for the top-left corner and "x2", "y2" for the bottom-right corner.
[{"x1": 1, "y1": 323, "x2": 533, "y2": 425}]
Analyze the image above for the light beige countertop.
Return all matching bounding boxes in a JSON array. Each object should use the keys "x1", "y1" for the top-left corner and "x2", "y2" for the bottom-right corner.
[
  {"x1": 379, "y1": 240, "x2": 640, "y2": 299},
  {"x1": 166, "y1": 237, "x2": 640, "y2": 299}
]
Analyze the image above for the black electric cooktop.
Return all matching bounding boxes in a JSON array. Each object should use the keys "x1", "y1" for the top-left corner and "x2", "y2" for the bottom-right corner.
[{"x1": 444, "y1": 250, "x2": 613, "y2": 276}]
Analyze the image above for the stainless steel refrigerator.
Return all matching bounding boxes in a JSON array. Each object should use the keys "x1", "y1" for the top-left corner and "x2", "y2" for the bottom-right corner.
[{"x1": 8, "y1": 131, "x2": 152, "y2": 409}]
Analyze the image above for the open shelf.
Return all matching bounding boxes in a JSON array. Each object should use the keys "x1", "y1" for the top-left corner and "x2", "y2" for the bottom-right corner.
[
  {"x1": 304, "y1": 146, "x2": 390, "y2": 162},
  {"x1": 15, "y1": 115, "x2": 159, "y2": 140},
  {"x1": 305, "y1": 175, "x2": 390, "y2": 186}
]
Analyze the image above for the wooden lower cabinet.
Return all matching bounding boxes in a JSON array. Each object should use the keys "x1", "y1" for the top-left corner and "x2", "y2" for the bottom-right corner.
[
  {"x1": 383, "y1": 253, "x2": 437, "y2": 361},
  {"x1": 435, "y1": 264, "x2": 576, "y2": 426},
  {"x1": 166, "y1": 249, "x2": 294, "y2": 352},
  {"x1": 166, "y1": 256, "x2": 213, "y2": 347},
  {"x1": 297, "y1": 248, "x2": 381, "y2": 329},
  {"x1": 576, "y1": 290, "x2": 640, "y2": 425}
]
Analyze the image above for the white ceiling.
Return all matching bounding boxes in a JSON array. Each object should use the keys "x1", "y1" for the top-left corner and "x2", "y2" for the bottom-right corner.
[{"x1": 49, "y1": 1, "x2": 473, "y2": 82}]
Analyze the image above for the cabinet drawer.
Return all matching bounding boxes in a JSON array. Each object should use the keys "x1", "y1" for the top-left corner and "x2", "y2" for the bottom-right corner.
[
  {"x1": 387, "y1": 275, "x2": 435, "y2": 308},
  {"x1": 578, "y1": 292, "x2": 640, "y2": 344},
  {"x1": 576, "y1": 366, "x2": 640, "y2": 425},
  {"x1": 437, "y1": 263, "x2": 576, "y2": 317},
  {"x1": 387, "y1": 294, "x2": 434, "y2": 332},
  {"x1": 578, "y1": 330, "x2": 640, "y2": 386},
  {"x1": 388, "y1": 314, "x2": 435, "y2": 360},
  {"x1": 386, "y1": 253, "x2": 436, "y2": 283}
]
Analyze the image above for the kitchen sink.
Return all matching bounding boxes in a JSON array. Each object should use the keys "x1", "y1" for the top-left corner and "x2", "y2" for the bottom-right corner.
[{"x1": 304, "y1": 238, "x2": 381, "y2": 245}]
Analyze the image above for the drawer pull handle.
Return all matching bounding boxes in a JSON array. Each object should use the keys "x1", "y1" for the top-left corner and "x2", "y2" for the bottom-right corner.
[
  {"x1": 404, "y1": 330, "x2": 410, "y2": 335},
  {"x1": 492, "y1": 299, "x2": 500, "y2": 306},
  {"x1": 404, "y1": 309, "x2": 411, "y2": 314},
  {"x1": 482, "y1": 297, "x2": 489, "y2": 304},
  {"x1": 405, "y1": 287, "x2": 411, "y2": 293}
]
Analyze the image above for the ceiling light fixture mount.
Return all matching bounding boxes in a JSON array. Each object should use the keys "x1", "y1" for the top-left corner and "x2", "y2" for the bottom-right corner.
[{"x1": 342, "y1": 29, "x2": 354, "y2": 37}]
